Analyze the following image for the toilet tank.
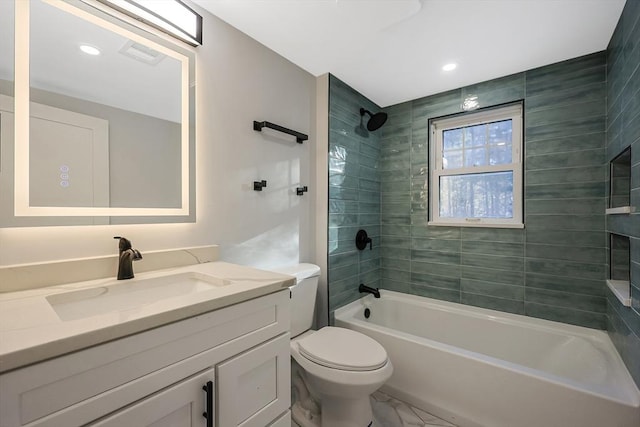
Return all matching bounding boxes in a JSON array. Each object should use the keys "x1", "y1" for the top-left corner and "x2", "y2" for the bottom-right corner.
[{"x1": 270, "y1": 263, "x2": 320, "y2": 338}]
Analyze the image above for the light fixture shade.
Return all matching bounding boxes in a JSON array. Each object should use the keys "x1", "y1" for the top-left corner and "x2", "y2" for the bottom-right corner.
[{"x1": 97, "y1": 0, "x2": 202, "y2": 46}]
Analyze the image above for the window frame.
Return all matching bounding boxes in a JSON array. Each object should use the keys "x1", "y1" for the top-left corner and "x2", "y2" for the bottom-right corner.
[{"x1": 428, "y1": 102, "x2": 524, "y2": 228}]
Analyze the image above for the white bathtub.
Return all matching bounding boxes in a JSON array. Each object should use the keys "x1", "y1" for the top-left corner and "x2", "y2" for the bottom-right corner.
[{"x1": 334, "y1": 290, "x2": 640, "y2": 427}]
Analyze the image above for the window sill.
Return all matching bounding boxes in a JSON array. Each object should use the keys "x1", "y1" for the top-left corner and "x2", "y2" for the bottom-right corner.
[
  {"x1": 606, "y1": 279, "x2": 631, "y2": 307},
  {"x1": 427, "y1": 221, "x2": 524, "y2": 229},
  {"x1": 605, "y1": 206, "x2": 634, "y2": 215}
]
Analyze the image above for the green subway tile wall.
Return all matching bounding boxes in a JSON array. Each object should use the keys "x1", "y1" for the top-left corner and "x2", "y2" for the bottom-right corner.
[
  {"x1": 328, "y1": 75, "x2": 381, "y2": 314},
  {"x1": 606, "y1": 0, "x2": 640, "y2": 388},
  {"x1": 377, "y1": 52, "x2": 608, "y2": 331},
  {"x1": 326, "y1": 2, "x2": 639, "y2": 388}
]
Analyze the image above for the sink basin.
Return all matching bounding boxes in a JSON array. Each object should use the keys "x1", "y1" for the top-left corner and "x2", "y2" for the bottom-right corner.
[{"x1": 46, "y1": 272, "x2": 231, "y2": 321}]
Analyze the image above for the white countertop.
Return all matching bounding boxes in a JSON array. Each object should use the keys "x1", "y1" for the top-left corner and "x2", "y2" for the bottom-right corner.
[{"x1": 0, "y1": 262, "x2": 294, "y2": 373}]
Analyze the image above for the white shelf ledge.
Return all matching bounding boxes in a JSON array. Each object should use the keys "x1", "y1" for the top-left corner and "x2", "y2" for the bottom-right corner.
[
  {"x1": 607, "y1": 279, "x2": 631, "y2": 307},
  {"x1": 605, "y1": 206, "x2": 633, "y2": 215}
]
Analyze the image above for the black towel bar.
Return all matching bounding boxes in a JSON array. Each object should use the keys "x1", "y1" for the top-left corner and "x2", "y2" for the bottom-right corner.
[{"x1": 253, "y1": 120, "x2": 308, "y2": 143}]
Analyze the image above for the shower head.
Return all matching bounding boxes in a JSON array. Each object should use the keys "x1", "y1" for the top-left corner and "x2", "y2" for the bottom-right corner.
[{"x1": 360, "y1": 108, "x2": 388, "y2": 131}]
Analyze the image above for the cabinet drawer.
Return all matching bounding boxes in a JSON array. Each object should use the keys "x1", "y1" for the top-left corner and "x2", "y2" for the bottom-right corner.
[
  {"x1": 0, "y1": 290, "x2": 289, "y2": 427},
  {"x1": 217, "y1": 333, "x2": 291, "y2": 427},
  {"x1": 89, "y1": 368, "x2": 215, "y2": 427}
]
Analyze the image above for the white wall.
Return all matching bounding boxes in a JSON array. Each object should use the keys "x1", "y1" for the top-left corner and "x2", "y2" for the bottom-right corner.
[{"x1": 0, "y1": 4, "x2": 317, "y2": 274}]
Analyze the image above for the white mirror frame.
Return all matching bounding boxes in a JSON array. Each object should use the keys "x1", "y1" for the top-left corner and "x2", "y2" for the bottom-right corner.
[{"x1": 14, "y1": 0, "x2": 191, "y2": 216}]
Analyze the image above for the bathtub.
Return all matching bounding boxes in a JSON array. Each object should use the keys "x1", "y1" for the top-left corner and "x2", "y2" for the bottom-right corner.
[{"x1": 334, "y1": 290, "x2": 640, "y2": 427}]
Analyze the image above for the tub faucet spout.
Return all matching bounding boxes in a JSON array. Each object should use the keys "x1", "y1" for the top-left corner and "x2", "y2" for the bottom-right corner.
[
  {"x1": 114, "y1": 236, "x2": 143, "y2": 280},
  {"x1": 359, "y1": 283, "x2": 380, "y2": 298}
]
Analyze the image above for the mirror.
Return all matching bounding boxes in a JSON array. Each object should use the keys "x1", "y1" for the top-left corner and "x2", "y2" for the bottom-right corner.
[{"x1": 0, "y1": 0, "x2": 195, "y2": 227}]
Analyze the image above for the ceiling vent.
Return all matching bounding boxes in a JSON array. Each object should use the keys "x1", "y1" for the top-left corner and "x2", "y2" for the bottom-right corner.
[{"x1": 119, "y1": 40, "x2": 165, "y2": 65}]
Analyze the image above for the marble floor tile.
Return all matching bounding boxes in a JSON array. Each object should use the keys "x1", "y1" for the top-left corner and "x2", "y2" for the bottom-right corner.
[
  {"x1": 370, "y1": 391, "x2": 457, "y2": 427},
  {"x1": 292, "y1": 391, "x2": 458, "y2": 427}
]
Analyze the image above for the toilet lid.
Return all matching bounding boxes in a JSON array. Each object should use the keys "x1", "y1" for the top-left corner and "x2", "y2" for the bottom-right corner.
[{"x1": 296, "y1": 327, "x2": 388, "y2": 371}]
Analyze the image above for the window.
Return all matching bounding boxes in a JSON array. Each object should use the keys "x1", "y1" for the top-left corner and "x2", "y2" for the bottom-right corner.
[{"x1": 429, "y1": 103, "x2": 523, "y2": 228}]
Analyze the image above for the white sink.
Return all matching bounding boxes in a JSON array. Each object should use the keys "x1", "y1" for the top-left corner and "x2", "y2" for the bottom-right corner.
[{"x1": 46, "y1": 272, "x2": 231, "y2": 321}]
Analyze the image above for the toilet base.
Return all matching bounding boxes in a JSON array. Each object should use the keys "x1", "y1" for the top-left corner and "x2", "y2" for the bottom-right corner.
[
  {"x1": 292, "y1": 396, "x2": 375, "y2": 427},
  {"x1": 292, "y1": 400, "x2": 321, "y2": 427},
  {"x1": 291, "y1": 366, "x2": 321, "y2": 427},
  {"x1": 291, "y1": 361, "x2": 378, "y2": 427},
  {"x1": 319, "y1": 395, "x2": 374, "y2": 427}
]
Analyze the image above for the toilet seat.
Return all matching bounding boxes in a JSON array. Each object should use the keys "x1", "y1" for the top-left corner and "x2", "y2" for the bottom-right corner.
[
  {"x1": 296, "y1": 327, "x2": 388, "y2": 371},
  {"x1": 290, "y1": 328, "x2": 393, "y2": 393}
]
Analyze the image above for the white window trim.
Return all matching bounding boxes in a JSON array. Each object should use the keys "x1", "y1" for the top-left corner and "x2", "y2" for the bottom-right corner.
[{"x1": 428, "y1": 103, "x2": 524, "y2": 228}]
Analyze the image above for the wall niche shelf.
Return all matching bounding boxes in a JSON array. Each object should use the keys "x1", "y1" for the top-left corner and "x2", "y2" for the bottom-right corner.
[
  {"x1": 608, "y1": 233, "x2": 631, "y2": 307},
  {"x1": 606, "y1": 147, "x2": 633, "y2": 307},
  {"x1": 608, "y1": 147, "x2": 631, "y2": 210},
  {"x1": 606, "y1": 280, "x2": 631, "y2": 307},
  {"x1": 605, "y1": 206, "x2": 633, "y2": 215}
]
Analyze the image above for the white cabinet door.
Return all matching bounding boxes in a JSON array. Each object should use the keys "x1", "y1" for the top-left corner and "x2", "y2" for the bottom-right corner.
[
  {"x1": 89, "y1": 368, "x2": 215, "y2": 427},
  {"x1": 217, "y1": 333, "x2": 290, "y2": 427},
  {"x1": 268, "y1": 410, "x2": 291, "y2": 427}
]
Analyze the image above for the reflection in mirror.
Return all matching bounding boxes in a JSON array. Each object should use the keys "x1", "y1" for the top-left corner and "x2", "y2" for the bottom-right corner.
[
  {"x1": 0, "y1": 1, "x2": 13, "y2": 92},
  {"x1": 0, "y1": 0, "x2": 195, "y2": 227}
]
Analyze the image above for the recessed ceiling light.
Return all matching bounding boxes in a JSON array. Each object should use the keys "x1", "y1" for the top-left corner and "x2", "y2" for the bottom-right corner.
[
  {"x1": 442, "y1": 63, "x2": 457, "y2": 71},
  {"x1": 79, "y1": 44, "x2": 101, "y2": 56}
]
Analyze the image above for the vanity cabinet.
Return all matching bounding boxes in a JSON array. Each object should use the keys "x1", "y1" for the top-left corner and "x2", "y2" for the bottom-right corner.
[
  {"x1": 0, "y1": 290, "x2": 290, "y2": 427},
  {"x1": 217, "y1": 334, "x2": 290, "y2": 427},
  {"x1": 89, "y1": 368, "x2": 215, "y2": 427}
]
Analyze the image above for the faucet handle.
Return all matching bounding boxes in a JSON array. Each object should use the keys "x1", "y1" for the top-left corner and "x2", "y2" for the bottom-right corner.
[
  {"x1": 132, "y1": 249, "x2": 143, "y2": 261},
  {"x1": 355, "y1": 229, "x2": 373, "y2": 251}
]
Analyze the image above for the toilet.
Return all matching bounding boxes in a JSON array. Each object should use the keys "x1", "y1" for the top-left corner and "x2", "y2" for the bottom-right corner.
[{"x1": 272, "y1": 263, "x2": 393, "y2": 427}]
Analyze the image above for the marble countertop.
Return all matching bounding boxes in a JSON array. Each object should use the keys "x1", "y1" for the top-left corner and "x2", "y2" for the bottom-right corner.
[{"x1": 0, "y1": 261, "x2": 294, "y2": 373}]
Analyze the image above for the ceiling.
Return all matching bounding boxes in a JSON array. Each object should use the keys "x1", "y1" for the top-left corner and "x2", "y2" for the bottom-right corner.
[{"x1": 192, "y1": 0, "x2": 626, "y2": 107}]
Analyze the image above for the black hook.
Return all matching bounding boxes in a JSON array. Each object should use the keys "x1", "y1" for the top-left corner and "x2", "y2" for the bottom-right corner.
[
  {"x1": 253, "y1": 180, "x2": 267, "y2": 191},
  {"x1": 296, "y1": 186, "x2": 308, "y2": 196}
]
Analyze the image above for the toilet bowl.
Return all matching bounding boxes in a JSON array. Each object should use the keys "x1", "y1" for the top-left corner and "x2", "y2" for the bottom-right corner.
[
  {"x1": 291, "y1": 327, "x2": 393, "y2": 427},
  {"x1": 270, "y1": 263, "x2": 392, "y2": 427}
]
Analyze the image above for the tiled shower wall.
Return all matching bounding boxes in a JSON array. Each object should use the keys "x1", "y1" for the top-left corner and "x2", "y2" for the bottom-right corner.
[
  {"x1": 328, "y1": 75, "x2": 381, "y2": 315},
  {"x1": 378, "y1": 52, "x2": 608, "y2": 330},
  {"x1": 326, "y1": 4, "x2": 639, "y2": 389},
  {"x1": 606, "y1": 0, "x2": 640, "y2": 387}
]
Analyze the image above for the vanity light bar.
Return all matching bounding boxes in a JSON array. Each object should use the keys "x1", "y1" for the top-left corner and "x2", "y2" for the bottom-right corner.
[{"x1": 96, "y1": 0, "x2": 202, "y2": 46}]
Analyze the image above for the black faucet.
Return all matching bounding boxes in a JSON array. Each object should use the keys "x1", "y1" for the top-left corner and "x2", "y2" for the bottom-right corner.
[
  {"x1": 359, "y1": 283, "x2": 380, "y2": 298},
  {"x1": 114, "y1": 236, "x2": 143, "y2": 280}
]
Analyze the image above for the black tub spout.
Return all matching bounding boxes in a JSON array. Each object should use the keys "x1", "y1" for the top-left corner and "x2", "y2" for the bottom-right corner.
[{"x1": 359, "y1": 283, "x2": 380, "y2": 298}]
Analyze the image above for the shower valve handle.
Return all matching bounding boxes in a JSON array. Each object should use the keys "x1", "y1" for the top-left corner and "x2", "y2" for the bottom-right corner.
[{"x1": 356, "y1": 229, "x2": 372, "y2": 250}]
